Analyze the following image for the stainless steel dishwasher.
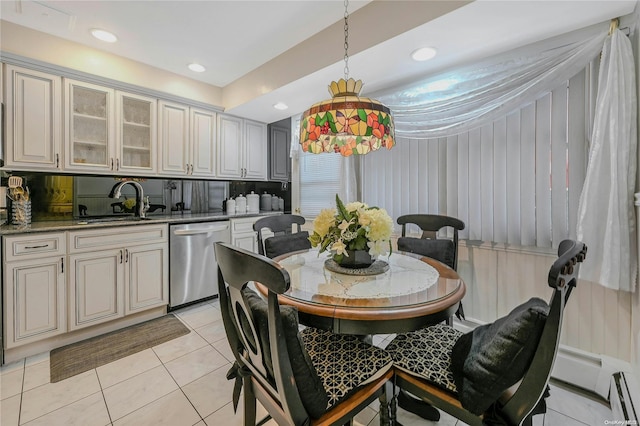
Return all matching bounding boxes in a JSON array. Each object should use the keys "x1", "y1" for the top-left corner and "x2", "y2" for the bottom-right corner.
[{"x1": 169, "y1": 221, "x2": 230, "y2": 310}]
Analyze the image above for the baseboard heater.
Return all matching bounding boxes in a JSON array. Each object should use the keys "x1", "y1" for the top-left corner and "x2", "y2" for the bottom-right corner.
[{"x1": 611, "y1": 372, "x2": 638, "y2": 423}]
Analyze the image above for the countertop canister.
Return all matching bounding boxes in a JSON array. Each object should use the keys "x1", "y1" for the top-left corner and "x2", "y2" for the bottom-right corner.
[
  {"x1": 225, "y1": 198, "x2": 236, "y2": 214},
  {"x1": 247, "y1": 191, "x2": 259, "y2": 213},
  {"x1": 271, "y1": 196, "x2": 279, "y2": 211},
  {"x1": 235, "y1": 194, "x2": 247, "y2": 214},
  {"x1": 261, "y1": 192, "x2": 272, "y2": 211}
]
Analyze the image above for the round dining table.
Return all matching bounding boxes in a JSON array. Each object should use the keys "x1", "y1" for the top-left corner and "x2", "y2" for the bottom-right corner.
[{"x1": 256, "y1": 248, "x2": 466, "y2": 336}]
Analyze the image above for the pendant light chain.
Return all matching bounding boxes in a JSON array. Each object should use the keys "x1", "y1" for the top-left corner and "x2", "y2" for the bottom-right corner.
[{"x1": 343, "y1": 0, "x2": 350, "y2": 80}]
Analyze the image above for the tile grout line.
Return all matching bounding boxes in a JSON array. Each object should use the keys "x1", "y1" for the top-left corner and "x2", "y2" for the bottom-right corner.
[
  {"x1": 155, "y1": 340, "x2": 207, "y2": 425},
  {"x1": 95, "y1": 369, "x2": 115, "y2": 426}
]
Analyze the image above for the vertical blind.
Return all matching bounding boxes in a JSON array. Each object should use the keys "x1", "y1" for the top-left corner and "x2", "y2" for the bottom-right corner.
[{"x1": 361, "y1": 66, "x2": 595, "y2": 248}]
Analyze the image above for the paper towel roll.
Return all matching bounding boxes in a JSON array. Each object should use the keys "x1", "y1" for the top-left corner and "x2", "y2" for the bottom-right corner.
[{"x1": 0, "y1": 187, "x2": 6, "y2": 208}]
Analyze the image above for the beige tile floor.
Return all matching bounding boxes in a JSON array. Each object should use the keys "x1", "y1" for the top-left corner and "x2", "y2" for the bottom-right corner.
[{"x1": 1, "y1": 299, "x2": 613, "y2": 426}]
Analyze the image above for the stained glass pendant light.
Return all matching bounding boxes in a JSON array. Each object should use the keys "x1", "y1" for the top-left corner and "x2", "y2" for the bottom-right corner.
[{"x1": 299, "y1": 0, "x2": 395, "y2": 156}]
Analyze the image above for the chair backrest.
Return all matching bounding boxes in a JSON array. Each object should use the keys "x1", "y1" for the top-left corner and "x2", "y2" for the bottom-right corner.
[
  {"x1": 214, "y1": 242, "x2": 320, "y2": 425},
  {"x1": 253, "y1": 214, "x2": 309, "y2": 257},
  {"x1": 397, "y1": 214, "x2": 465, "y2": 270},
  {"x1": 496, "y1": 239, "x2": 587, "y2": 424}
]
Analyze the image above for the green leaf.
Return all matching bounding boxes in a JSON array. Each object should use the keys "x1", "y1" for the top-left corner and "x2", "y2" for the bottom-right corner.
[
  {"x1": 320, "y1": 238, "x2": 332, "y2": 253},
  {"x1": 358, "y1": 109, "x2": 367, "y2": 121},
  {"x1": 329, "y1": 120, "x2": 338, "y2": 133},
  {"x1": 316, "y1": 114, "x2": 327, "y2": 126},
  {"x1": 335, "y1": 194, "x2": 349, "y2": 222},
  {"x1": 352, "y1": 236, "x2": 367, "y2": 250},
  {"x1": 365, "y1": 127, "x2": 373, "y2": 137}
]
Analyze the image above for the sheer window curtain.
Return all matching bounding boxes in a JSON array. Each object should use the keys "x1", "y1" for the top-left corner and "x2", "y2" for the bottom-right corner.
[
  {"x1": 576, "y1": 28, "x2": 638, "y2": 292},
  {"x1": 366, "y1": 20, "x2": 637, "y2": 291}
]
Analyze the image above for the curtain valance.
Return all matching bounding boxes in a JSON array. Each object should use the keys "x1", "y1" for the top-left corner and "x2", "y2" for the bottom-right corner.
[{"x1": 373, "y1": 24, "x2": 609, "y2": 139}]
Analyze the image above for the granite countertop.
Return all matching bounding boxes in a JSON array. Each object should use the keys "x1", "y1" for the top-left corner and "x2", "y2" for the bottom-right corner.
[{"x1": 0, "y1": 211, "x2": 283, "y2": 235}]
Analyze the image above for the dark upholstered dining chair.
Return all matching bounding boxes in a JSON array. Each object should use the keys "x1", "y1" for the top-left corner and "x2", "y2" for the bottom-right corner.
[
  {"x1": 397, "y1": 214, "x2": 466, "y2": 322},
  {"x1": 253, "y1": 214, "x2": 311, "y2": 259},
  {"x1": 397, "y1": 214, "x2": 465, "y2": 271},
  {"x1": 214, "y1": 242, "x2": 395, "y2": 426},
  {"x1": 386, "y1": 239, "x2": 587, "y2": 426}
]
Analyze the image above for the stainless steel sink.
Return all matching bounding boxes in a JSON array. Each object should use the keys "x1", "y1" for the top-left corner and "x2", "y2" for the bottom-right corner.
[{"x1": 78, "y1": 216, "x2": 152, "y2": 224}]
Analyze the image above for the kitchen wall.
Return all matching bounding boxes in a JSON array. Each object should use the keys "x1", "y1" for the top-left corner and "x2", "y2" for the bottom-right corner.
[{"x1": 0, "y1": 21, "x2": 223, "y2": 108}]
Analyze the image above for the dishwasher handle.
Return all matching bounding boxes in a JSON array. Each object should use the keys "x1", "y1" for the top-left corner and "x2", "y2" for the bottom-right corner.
[{"x1": 172, "y1": 224, "x2": 230, "y2": 236}]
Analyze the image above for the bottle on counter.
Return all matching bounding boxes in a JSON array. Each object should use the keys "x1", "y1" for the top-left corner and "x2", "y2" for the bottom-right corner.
[
  {"x1": 278, "y1": 197, "x2": 285, "y2": 211},
  {"x1": 271, "y1": 196, "x2": 279, "y2": 211},
  {"x1": 226, "y1": 198, "x2": 236, "y2": 214},
  {"x1": 236, "y1": 194, "x2": 247, "y2": 214},
  {"x1": 247, "y1": 191, "x2": 259, "y2": 213},
  {"x1": 261, "y1": 192, "x2": 272, "y2": 211}
]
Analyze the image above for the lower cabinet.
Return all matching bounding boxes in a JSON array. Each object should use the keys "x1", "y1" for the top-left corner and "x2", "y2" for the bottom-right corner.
[
  {"x1": 125, "y1": 242, "x2": 167, "y2": 314},
  {"x1": 2, "y1": 224, "x2": 169, "y2": 350},
  {"x1": 68, "y1": 224, "x2": 168, "y2": 331},
  {"x1": 68, "y1": 248, "x2": 124, "y2": 330},
  {"x1": 3, "y1": 232, "x2": 67, "y2": 348},
  {"x1": 230, "y1": 217, "x2": 260, "y2": 253},
  {"x1": 4, "y1": 257, "x2": 67, "y2": 348}
]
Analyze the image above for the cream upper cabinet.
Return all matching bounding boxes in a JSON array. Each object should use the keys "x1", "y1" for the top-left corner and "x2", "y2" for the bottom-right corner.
[
  {"x1": 217, "y1": 115, "x2": 267, "y2": 180},
  {"x1": 65, "y1": 79, "x2": 116, "y2": 172},
  {"x1": 65, "y1": 81, "x2": 156, "y2": 175},
  {"x1": 190, "y1": 107, "x2": 217, "y2": 177},
  {"x1": 4, "y1": 65, "x2": 62, "y2": 171},
  {"x1": 158, "y1": 100, "x2": 189, "y2": 176},
  {"x1": 244, "y1": 119, "x2": 268, "y2": 180},
  {"x1": 117, "y1": 92, "x2": 157, "y2": 174},
  {"x1": 217, "y1": 114, "x2": 243, "y2": 178},
  {"x1": 158, "y1": 102, "x2": 216, "y2": 177}
]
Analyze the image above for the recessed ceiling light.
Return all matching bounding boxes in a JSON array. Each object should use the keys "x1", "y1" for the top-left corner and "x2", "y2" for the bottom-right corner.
[
  {"x1": 91, "y1": 29, "x2": 117, "y2": 43},
  {"x1": 188, "y1": 63, "x2": 206, "y2": 73},
  {"x1": 411, "y1": 47, "x2": 437, "y2": 62},
  {"x1": 273, "y1": 102, "x2": 288, "y2": 110}
]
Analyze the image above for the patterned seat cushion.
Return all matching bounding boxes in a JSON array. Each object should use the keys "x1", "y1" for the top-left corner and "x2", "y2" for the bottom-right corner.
[
  {"x1": 385, "y1": 324, "x2": 463, "y2": 393},
  {"x1": 301, "y1": 327, "x2": 393, "y2": 409}
]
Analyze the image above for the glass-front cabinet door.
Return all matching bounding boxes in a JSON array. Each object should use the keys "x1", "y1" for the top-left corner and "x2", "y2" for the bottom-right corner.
[
  {"x1": 65, "y1": 79, "x2": 115, "y2": 172},
  {"x1": 117, "y1": 92, "x2": 157, "y2": 174}
]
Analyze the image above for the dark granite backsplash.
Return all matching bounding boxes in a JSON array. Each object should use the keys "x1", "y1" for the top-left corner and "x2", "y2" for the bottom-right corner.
[{"x1": 4, "y1": 172, "x2": 291, "y2": 222}]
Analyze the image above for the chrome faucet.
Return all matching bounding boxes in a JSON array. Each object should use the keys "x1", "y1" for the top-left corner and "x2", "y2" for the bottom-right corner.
[{"x1": 108, "y1": 181, "x2": 147, "y2": 218}]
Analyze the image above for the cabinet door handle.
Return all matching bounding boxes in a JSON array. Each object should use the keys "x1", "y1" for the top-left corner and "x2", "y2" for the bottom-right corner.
[
  {"x1": 60, "y1": 257, "x2": 64, "y2": 273},
  {"x1": 125, "y1": 249, "x2": 129, "y2": 262},
  {"x1": 56, "y1": 154, "x2": 60, "y2": 168},
  {"x1": 190, "y1": 164, "x2": 193, "y2": 175},
  {"x1": 116, "y1": 158, "x2": 120, "y2": 170},
  {"x1": 111, "y1": 158, "x2": 114, "y2": 170},
  {"x1": 119, "y1": 249, "x2": 123, "y2": 264},
  {"x1": 25, "y1": 244, "x2": 49, "y2": 249}
]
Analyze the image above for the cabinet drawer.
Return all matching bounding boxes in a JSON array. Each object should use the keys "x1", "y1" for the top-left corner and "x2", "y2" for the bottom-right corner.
[
  {"x1": 4, "y1": 233, "x2": 66, "y2": 262},
  {"x1": 69, "y1": 224, "x2": 167, "y2": 253},
  {"x1": 231, "y1": 217, "x2": 261, "y2": 233}
]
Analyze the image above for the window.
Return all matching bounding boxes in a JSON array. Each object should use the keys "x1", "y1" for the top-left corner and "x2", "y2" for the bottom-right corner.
[{"x1": 361, "y1": 67, "x2": 594, "y2": 248}]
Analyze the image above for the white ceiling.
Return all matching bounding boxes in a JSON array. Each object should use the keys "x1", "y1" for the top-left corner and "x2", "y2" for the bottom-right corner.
[{"x1": 1, "y1": 0, "x2": 637, "y2": 124}]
